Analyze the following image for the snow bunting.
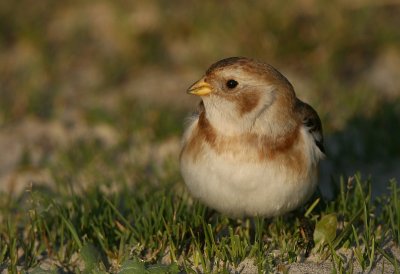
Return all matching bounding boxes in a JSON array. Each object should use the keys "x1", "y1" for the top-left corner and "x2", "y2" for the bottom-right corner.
[{"x1": 180, "y1": 57, "x2": 325, "y2": 217}]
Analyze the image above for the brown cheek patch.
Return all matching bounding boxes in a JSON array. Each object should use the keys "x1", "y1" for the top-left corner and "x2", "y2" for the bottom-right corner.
[
  {"x1": 236, "y1": 91, "x2": 261, "y2": 116},
  {"x1": 218, "y1": 90, "x2": 261, "y2": 117}
]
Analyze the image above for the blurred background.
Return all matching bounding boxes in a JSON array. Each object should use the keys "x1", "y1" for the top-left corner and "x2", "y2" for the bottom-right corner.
[{"x1": 0, "y1": 0, "x2": 399, "y2": 198}]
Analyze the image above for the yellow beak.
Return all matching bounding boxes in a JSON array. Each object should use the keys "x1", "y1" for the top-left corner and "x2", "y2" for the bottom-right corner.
[{"x1": 187, "y1": 78, "x2": 213, "y2": 96}]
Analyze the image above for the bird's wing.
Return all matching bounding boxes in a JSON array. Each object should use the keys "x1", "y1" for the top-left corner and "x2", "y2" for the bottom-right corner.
[{"x1": 295, "y1": 99, "x2": 325, "y2": 154}]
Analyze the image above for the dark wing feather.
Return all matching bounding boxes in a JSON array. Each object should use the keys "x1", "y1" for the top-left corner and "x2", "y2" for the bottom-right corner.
[{"x1": 295, "y1": 99, "x2": 325, "y2": 154}]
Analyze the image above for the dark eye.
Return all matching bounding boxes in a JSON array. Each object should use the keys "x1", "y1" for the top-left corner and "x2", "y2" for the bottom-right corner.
[{"x1": 226, "y1": 79, "x2": 238, "y2": 89}]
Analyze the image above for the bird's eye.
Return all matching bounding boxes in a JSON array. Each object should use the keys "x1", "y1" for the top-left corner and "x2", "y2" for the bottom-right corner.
[{"x1": 226, "y1": 79, "x2": 238, "y2": 89}]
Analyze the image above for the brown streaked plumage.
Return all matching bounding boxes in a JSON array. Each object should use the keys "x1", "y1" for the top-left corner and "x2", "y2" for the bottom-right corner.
[{"x1": 180, "y1": 57, "x2": 325, "y2": 218}]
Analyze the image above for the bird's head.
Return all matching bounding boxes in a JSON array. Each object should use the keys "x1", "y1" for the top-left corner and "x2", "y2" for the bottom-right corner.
[{"x1": 187, "y1": 57, "x2": 297, "y2": 134}]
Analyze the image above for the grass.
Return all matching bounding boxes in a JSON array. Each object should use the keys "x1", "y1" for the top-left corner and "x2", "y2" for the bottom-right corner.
[{"x1": 0, "y1": 172, "x2": 399, "y2": 273}]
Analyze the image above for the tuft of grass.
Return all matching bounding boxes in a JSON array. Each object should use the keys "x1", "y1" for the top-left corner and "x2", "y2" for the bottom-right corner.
[
  {"x1": 1, "y1": 173, "x2": 400, "y2": 272},
  {"x1": 387, "y1": 179, "x2": 400, "y2": 245}
]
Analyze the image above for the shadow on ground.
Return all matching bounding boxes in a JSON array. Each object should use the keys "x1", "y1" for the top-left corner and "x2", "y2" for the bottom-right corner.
[{"x1": 320, "y1": 99, "x2": 400, "y2": 198}]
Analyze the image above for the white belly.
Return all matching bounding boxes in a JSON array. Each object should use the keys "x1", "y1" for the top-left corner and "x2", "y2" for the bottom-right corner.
[{"x1": 180, "y1": 128, "x2": 321, "y2": 217}]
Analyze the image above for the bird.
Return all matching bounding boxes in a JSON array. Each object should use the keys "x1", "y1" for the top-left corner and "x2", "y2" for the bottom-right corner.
[{"x1": 180, "y1": 57, "x2": 325, "y2": 218}]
